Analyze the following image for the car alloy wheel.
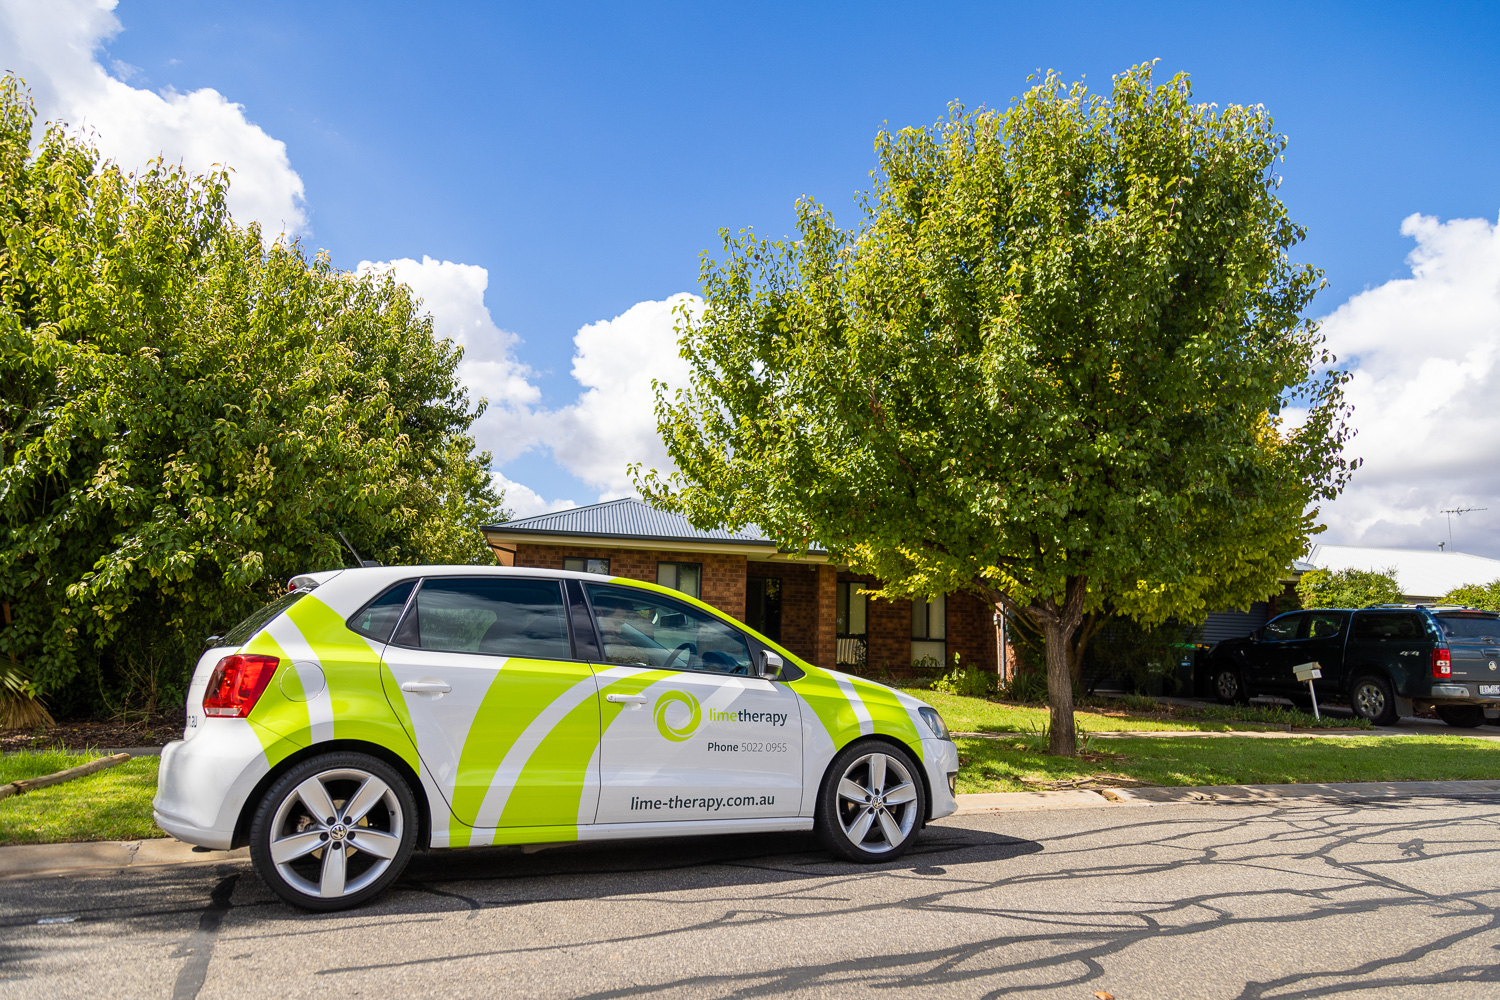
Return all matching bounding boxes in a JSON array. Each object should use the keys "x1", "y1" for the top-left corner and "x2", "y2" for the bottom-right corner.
[
  {"x1": 1214, "y1": 669, "x2": 1245, "y2": 704},
  {"x1": 818, "y1": 741, "x2": 926, "y2": 862},
  {"x1": 249, "y1": 753, "x2": 417, "y2": 911}
]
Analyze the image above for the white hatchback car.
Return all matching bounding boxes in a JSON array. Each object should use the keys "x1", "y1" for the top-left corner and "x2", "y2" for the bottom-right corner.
[{"x1": 154, "y1": 566, "x2": 959, "y2": 909}]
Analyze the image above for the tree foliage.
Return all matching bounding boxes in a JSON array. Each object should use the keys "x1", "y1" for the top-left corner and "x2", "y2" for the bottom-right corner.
[
  {"x1": 1296, "y1": 568, "x2": 1402, "y2": 609},
  {"x1": 0, "y1": 78, "x2": 506, "y2": 714},
  {"x1": 638, "y1": 64, "x2": 1353, "y2": 754},
  {"x1": 1441, "y1": 579, "x2": 1500, "y2": 612}
]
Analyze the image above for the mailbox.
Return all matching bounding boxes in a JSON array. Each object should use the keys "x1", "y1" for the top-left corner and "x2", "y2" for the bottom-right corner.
[{"x1": 1293, "y1": 662, "x2": 1322, "y2": 683}]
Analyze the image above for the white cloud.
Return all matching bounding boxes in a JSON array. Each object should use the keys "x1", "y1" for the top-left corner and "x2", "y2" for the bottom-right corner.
[
  {"x1": 356, "y1": 256, "x2": 547, "y2": 466},
  {"x1": 1317, "y1": 212, "x2": 1500, "y2": 556},
  {"x1": 0, "y1": 0, "x2": 307, "y2": 234},
  {"x1": 546, "y1": 294, "x2": 698, "y2": 500},
  {"x1": 493, "y1": 474, "x2": 578, "y2": 519}
]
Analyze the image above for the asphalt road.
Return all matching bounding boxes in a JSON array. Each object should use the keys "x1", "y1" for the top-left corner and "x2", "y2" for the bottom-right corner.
[{"x1": 4, "y1": 795, "x2": 1500, "y2": 999}]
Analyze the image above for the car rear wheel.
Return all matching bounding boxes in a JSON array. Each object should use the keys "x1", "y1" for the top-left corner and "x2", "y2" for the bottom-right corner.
[
  {"x1": 1436, "y1": 705, "x2": 1486, "y2": 728},
  {"x1": 1350, "y1": 676, "x2": 1399, "y2": 727},
  {"x1": 1213, "y1": 667, "x2": 1248, "y2": 705},
  {"x1": 817, "y1": 740, "x2": 926, "y2": 863},
  {"x1": 249, "y1": 752, "x2": 417, "y2": 911}
]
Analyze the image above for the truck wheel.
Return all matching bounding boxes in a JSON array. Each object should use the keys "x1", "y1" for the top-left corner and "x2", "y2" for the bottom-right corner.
[
  {"x1": 1350, "y1": 676, "x2": 1399, "y2": 727},
  {"x1": 1436, "y1": 705, "x2": 1485, "y2": 728},
  {"x1": 1212, "y1": 668, "x2": 1248, "y2": 705}
]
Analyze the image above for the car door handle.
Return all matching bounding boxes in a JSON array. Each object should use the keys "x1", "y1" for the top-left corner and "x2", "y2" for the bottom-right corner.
[
  {"x1": 606, "y1": 693, "x2": 649, "y2": 704},
  {"x1": 400, "y1": 681, "x2": 452, "y2": 694}
]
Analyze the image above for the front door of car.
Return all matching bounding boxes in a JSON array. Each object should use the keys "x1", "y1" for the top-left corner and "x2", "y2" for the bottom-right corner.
[
  {"x1": 1248, "y1": 613, "x2": 1306, "y2": 692},
  {"x1": 585, "y1": 583, "x2": 804, "y2": 825},
  {"x1": 380, "y1": 576, "x2": 600, "y2": 841}
]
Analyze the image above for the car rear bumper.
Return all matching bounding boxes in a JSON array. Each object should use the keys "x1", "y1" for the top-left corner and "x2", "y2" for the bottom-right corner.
[
  {"x1": 151, "y1": 724, "x2": 271, "y2": 851},
  {"x1": 1422, "y1": 683, "x2": 1500, "y2": 705}
]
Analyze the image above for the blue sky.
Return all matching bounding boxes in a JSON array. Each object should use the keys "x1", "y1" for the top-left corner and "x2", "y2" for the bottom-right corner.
[{"x1": 7, "y1": 1, "x2": 1500, "y2": 554}]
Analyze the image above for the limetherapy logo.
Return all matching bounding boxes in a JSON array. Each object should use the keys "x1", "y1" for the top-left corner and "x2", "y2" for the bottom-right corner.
[{"x1": 654, "y1": 690, "x2": 702, "y2": 742}]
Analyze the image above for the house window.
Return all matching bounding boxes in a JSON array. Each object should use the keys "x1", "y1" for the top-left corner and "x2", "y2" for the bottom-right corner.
[
  {"x1": 657, "y1": 561, "x2": 702, "y2": 599},
  {"x1": 911, "y1": 593, "x2": 946, "y2": 669},
  {"x1": 563, "y1": 557, "x2": 610, "y2": 575},
  {"x1": 747, "y1": 577, "x2": 782, "y2": 641},
  {"x1": 837, "y1": 581, "x2": 868, "y2": 668}
]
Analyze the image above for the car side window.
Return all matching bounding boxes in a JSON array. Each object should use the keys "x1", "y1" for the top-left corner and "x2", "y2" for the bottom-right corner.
[
  {"x1": 585, "y1": 584, "x2": 752, "y2": 675},
  {"x1": 348, "y1": 580, "x2": 417, "y2": 642},
  {"x1": 1352, "y1": 611, "x2": 1425, "y2": 641},
  {"x1": 394, "y1": 578, "x2": 571, "y2": 659},
  {"x1": 1305, "y1": 612, "x2": 1346, "y2": 640},
  {"x1": 1262, "y1": 614, "x2": 1302, "y2": 641}
]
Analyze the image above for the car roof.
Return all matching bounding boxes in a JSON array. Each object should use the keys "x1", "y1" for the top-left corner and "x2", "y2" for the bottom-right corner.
[{"x1": 291, "y1": 564, "x2": 629, "y2": 590}]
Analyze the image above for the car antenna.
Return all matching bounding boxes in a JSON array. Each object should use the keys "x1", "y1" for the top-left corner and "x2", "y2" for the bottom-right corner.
[{"x1": 336, "y1": 530, "x2": 382, "y2": 568}]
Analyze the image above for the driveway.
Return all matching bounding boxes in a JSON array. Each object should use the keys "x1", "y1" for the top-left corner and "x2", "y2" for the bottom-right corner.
[{"x1": 4, "y1": 793, "x2": 1499, "y2": 999}]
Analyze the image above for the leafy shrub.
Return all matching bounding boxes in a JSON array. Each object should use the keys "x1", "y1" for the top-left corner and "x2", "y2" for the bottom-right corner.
[
  {"x1": 1297, "y1": 567, "x2": 1401, "y2": 609},
  {"x1": 932, "y1": 661, "x2": 996, "y2": 698}
]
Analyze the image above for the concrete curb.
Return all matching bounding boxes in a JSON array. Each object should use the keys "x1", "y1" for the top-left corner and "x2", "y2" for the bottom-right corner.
[
  {"x1": 951, "y1": 778, "x2": 1500, "y2": 815},
  {"x1": 0, "y1": 839, "x2": 247, "y2": 878}
]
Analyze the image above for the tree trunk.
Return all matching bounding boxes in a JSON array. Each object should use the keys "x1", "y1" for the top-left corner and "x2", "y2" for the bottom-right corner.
[{"x1": 1041, "y1": 618, "x2": 1077, "y2": 756}]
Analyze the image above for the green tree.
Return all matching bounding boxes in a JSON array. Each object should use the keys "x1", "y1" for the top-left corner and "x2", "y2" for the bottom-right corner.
[
  {"x1": 0, "y1": 78, "x2": 506, "y2": 715},
  {"x1": 1296, "y1": 568, "x2": 1401, "y2": 609},
  {"x1": 1440, "y1": 580, "x2": 1500, "y2": 611},
  {"x1": 638, "y1": 64, "x2": 1353, "y2": 755}
]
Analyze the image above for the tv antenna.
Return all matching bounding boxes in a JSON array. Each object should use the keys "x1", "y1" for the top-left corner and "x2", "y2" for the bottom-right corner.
[{"x1": 1440, "y1": 506, "x2": 1487, "y2": 552}]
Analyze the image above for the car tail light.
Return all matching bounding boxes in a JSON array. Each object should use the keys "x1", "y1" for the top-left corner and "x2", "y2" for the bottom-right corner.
[
  {"x1": 1432, "y1": 648, "x2": 1452, "y2": 679},
  {"x1": 203, "y1": 654, "x2": 281, "y2": 717}
]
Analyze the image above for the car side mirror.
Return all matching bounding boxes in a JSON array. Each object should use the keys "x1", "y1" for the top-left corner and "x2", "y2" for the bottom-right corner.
[{"x1": 759, "y1": 650, "x2": 784, "y2": 680}]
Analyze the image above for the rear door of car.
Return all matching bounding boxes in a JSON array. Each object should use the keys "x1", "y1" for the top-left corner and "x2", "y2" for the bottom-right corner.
[
  {"x1": 1279, "y1": 611, "x2": 1350, "y2": 693},
  {"x1": 379, "y1": 576, "x2": 601, "y2": 841},
  {"x1": 585, "y1": 582, "x2": 803, "y2": 826}
]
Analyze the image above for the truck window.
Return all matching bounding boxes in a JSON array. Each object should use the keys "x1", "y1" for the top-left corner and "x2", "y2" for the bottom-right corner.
[
  {"x1": 1433, "y1": 614, "x2": 1500, "y2": 640},
  {"x1": 1306, "y1": 612, "x2": 1345, "y2": 639},
  {"x1": 1352, "y1": 612, "x2": 1424, "y2": 641},
  {"x1": 1262, "y1": 614, "x2": 1302, "y2": 641}
]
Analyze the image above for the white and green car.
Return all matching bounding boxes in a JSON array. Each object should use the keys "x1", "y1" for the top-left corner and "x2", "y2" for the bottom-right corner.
[{"x1": 154, "y1": 566, "x2": 959, "y2": 910}]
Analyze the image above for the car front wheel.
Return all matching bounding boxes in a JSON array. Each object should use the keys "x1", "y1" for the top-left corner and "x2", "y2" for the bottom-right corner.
[
  {"x1": 817, "y1": 740, "x2": 927, "y2": 863},
  {"x1": 1436, "y1": 705, "x2": 1486, "y2": 728},
  {"x1": 248, "y1": 752, "x2": 418, "y2": 911},
  {"x1": 1350, "y1": 676, "x2": 1399, "y2": 727}
]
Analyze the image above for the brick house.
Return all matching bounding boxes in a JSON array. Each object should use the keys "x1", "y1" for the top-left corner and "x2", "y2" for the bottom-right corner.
[{"x1": 482, "y1": 498, "x2": 1004, "y2": 676}]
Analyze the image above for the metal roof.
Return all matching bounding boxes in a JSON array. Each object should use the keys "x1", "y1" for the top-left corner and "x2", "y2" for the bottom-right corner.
[{"x1": 482, "y1": 498, "x2": 778, "y2": 547}]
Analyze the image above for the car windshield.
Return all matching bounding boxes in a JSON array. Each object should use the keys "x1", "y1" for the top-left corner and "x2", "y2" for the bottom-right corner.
[
  {"x1": 1434, "y1": 614, "x2": 1500, "y2": 640},
  {"x1": 222, "y1": 591, "x2": 305, "y2": 646}
]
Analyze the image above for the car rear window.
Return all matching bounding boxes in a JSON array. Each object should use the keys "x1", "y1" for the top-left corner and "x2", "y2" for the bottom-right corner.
[
  {"x1": 1434, "y1": 614, "x2": 1500, "y2": 640},
  {"x1": 222, "y1": 591, "x2": 305, "y2": 647},
  {"x1": 1351, "y1": 611, "x2": 1426, "y2": 641}
]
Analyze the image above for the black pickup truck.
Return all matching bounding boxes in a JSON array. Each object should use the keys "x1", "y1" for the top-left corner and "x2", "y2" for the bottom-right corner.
[{"x1": 1205, "y1": 605, "x2": 1500, "y2": 727}]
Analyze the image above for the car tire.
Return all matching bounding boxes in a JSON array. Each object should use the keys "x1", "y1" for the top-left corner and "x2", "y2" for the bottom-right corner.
[
  {"x1": 1349, "y1": 675, "x2": 1400, "y2": 727},
  {"x1": 249, "y1": 752, "x2": 418, "y2": 911},
  {"x1": 1435, "y1": 705, "x2": 1486, "y2": 728},
  {"x1": 1212, "y1": 667, "x2": 1249, "y2": 705},
  {"x1": 816, "y1": 739, "x2": 927, "y2": 863}
]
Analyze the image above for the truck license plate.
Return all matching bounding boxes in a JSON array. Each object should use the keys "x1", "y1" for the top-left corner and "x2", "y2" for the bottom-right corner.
[{"x1": 1480, "y1": 685, "x2": 1500, "y2": 696}]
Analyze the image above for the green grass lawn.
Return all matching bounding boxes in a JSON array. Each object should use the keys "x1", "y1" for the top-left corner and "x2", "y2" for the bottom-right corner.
[
  {"x1": 955, "y1": 733, "x2": 1500, "y2": 794},
  {"x1": 0, "y1": 750, "x2": 164, "y2": 845},
  {"x1": 910, "y1": 688, "x2": 1309, "y2": 734}
]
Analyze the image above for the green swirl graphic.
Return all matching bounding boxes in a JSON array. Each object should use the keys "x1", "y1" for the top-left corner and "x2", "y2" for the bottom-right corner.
[{"x1": 654, "y1": 689, "x2": 701, "y2": 742}]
